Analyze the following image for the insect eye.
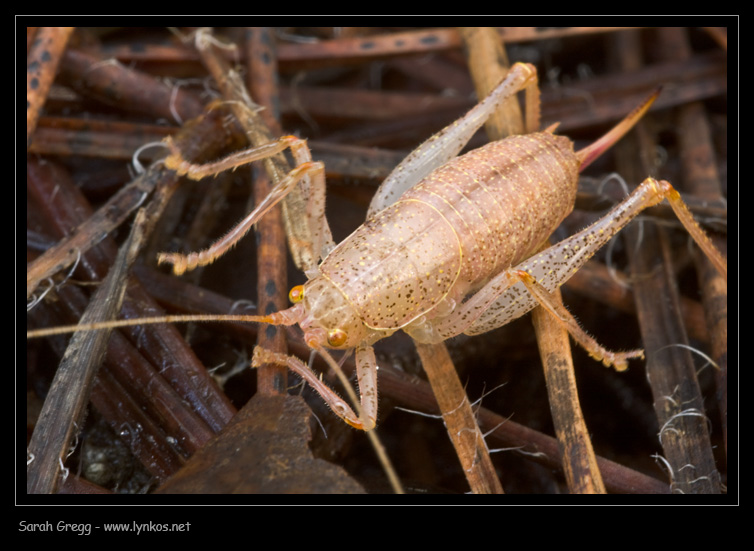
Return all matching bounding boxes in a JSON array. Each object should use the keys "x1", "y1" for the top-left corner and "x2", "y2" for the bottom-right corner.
[
  {"x1": 288, "y1": 285, "x2": 305, "y2": 303},
  {"x1": 327, "y1": 329, "x2": 348, "y2": 347}
]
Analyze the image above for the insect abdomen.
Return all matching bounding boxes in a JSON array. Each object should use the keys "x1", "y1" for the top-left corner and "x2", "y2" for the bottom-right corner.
[
  {"x1": 320, "y1": 132, "x2": 579, "y2": 330},
  {"x1": 401, "y1": 132, "x2": 579, "y2": 286}
]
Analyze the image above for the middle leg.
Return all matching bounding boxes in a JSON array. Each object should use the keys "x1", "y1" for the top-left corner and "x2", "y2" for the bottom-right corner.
[{"x1": 159, "y1": 134, "x2": 334, "y2": 275}]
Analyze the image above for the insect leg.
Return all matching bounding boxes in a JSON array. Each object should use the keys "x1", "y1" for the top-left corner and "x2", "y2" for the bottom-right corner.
[
  {"x1": 283, "y1": 133, "x2": 336, "y2": 268},
  {"x1": 353, "y1": 345, "x2": 378, "y2": 430},
  {"x1": 367, "y1": 62, "x2": 539, "y2": 217},
  {"x1": 164, "y1": 134, "x2": 294, "y2": 180},
  {"x1": 251, "y1": 344, "x2": 378, "y2": 431},
  {"x1": 468, "y1": 177, "x2": 727, "y2": 336},
  {"x1": 512, "y1": 269, "x2": 645, "y2": 370},
  {"x1": 159, "y1": 158, "x2": 325, "y2": 275},
  {"x1": 410, "y1": 178, "x2": 726, "y2": 368}
]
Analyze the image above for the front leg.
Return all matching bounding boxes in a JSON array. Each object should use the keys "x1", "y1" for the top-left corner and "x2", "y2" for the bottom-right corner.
[{"x1": 252, "y1": 344, "x2": 378, "y2": 431}]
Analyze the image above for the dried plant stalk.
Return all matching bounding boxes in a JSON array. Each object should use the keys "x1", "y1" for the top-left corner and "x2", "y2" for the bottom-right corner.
[{"x1": 611, "y1": 29, "x2": 722, "y2": 494}]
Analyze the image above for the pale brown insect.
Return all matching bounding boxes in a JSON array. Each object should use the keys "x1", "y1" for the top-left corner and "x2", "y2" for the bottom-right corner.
[{"x1": 28, "y1": 62, "x2": 727, "y2": 432}]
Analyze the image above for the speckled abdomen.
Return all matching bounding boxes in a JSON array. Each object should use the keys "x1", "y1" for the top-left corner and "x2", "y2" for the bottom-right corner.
[{"x1": 320, "y1": 131, "x2": 580, "y2": 330}]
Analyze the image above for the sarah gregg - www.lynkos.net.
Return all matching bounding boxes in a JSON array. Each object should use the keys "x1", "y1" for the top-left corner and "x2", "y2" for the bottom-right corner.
[{"x1": 19, "y1": 521, "x2": 191, "y2": 535}]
